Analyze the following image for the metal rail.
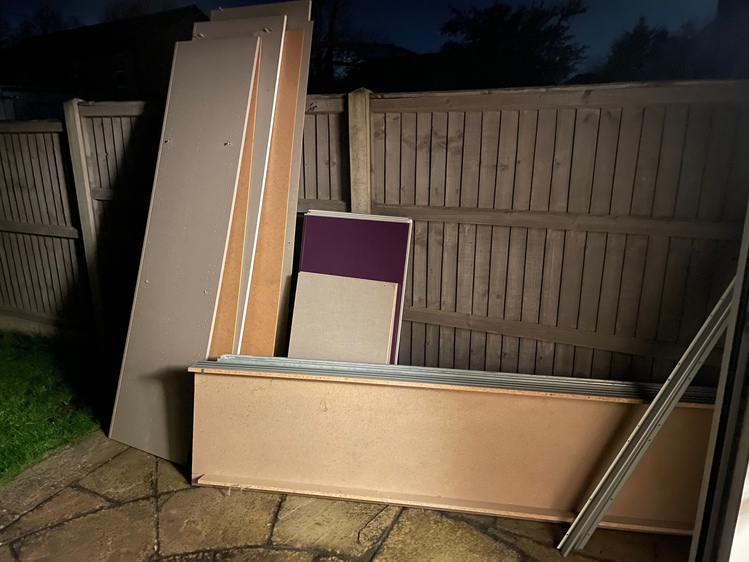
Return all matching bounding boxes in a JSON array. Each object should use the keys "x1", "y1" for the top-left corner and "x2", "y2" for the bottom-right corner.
[
  {"x1": 190, "y1": 354, "x2": 719, "y2": 405},
  {"x1": 557, "y1": 277, "x2": 735, "y2": 556}
]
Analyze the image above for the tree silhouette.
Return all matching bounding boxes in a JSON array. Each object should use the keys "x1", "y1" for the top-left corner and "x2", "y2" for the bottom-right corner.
[
  {"x1": 597, "y1": 17, "x2": 701, "y2": 82},
  {"x1": 439, "y1": 0, "x2": 588, "y2": 88},
  {"x1": 4, "y1": 5, "x2": 80, "y2": 44},
  {"x1": 346, "y1": 0, "x2": 588, "y2": 93}
]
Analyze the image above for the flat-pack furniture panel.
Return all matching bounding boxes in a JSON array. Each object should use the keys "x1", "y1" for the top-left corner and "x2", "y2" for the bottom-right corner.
[
  {"x1": 192, "y1": 17, "x2": 286, "y2": 354},
  {"x1": 288, "y1": 272, "x2": 397, "y2": 363},
  {"x1": 208, "y1": 58, "x2": 260, "y2": 360},
  {"x1": 211, "y1": 1, "x2": 311, "y2": 22},
  {"x1": 110, "y1": 37, "x2": 259, "y2": 464},
  {"x1": 207, "y1": 3, "x2": 313, "y2": 357},
  {"x1": 191, "y1": 362, "x2": 712, "y2": 534},
  {"x1": 299, "y1": 211, "x2": 412, "y2": 363},
  {"x1": 243, "y1": 26, "x2": 306, "y2": 355}
]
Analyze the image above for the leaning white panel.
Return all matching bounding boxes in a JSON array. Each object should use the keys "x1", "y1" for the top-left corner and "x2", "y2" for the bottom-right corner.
[
  {"x1": 109, "y1": 37, "x2": 259, "y2": 464},
  {"x1": 192, "y1": 17, "x2": 287, "y2": 354},
  {"x1": 210, "y1": 0, "x2": 311, "y2": 22}
]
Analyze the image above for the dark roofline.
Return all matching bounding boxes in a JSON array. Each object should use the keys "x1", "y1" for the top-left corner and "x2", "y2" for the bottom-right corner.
[{"x1": 5, "y1": 5, "x2": 207, "y2": 50}]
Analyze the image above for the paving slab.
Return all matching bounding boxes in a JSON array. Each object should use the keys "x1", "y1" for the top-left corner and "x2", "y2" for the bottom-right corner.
[
  {"x1": 0, "y1": 512, "x2": 17, "y2": 532},
  {"x1": 373, "y1": 509, "x2": 520, "y2": 562},
  {"x1": 583, "y1": 528, "x2": 690, "y2": 562},
  {"x1": 273, "y1": 496, "x2": 399, "y2": 559},
  {"x1": 159, "y1": 487, "x2": 280, "y2": 556},
  {"x1": 78, "y1": 448, "x2": 155, "y2": 502},
  {"x1": 217, "y1": 548, "x2": 315, "y2": 562},
  {"x1": 14, "y1": 499, "x2": 156, "y2": 562},
  {"x1": 0, "y1": 431, "x2": 126, "y2": 516},
  {"x1": 0, "y1": 545, "x2": 14, "y2": 562},
  {"x1": 489, "y1": 517, "x2": 691, "y2": 562},
  {"x1": 159, "y1": 553, "x2": 214, "y2": 561},
  {"x1": 157, "y1": 460, "x2": 191, "y2": 495},
  {"x1": 0, "y1": 487, "x2": 108, "y2": 545}
]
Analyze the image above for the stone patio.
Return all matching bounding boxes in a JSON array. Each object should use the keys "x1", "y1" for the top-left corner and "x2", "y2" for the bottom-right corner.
[{"x1": 0, "y1": 431, "x2": 690, "y2": 561}]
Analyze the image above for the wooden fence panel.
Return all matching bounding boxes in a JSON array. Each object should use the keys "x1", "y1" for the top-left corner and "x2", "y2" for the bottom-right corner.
[
  {"x1": 298, "y1": 95, "x2": 348, "y2": 212},
  {"x1": 0, "y1": 122, "x2": 85, "y2": 329},
  {"x1": 369, "y1": 81, "x2": 749, "y2": 383},
  {"x1": 4, "y1": 83, "x2": 747, "y2": 388},
  {"x1": 65, "y1": 100, "x2": 162, "y2": 345}
]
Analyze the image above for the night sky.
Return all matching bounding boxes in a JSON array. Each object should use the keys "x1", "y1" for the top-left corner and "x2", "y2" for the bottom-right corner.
[{"x1": 1, "y1": 0, "x2": 717, "y2": 65}]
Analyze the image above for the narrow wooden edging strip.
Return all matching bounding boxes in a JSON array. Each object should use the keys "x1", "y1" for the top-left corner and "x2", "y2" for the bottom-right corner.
[
  {"x1": 0, "y1": 221, "x2": 79, "y2": 239},
  {"x1": 370, "y1": 80, "x2": 749, "y2": 112},
  {"x1": 0, "y1": 120, "x2": 63, "y2": 133},
  {"x1": 305, "y1": 96, "x2": 344, "y2": 114},
  {"x1": 373, "y1": 204, "x2": 743, "y2": 240},
  {"x1": 404, "y1": 307, "x2": 723, "y2": 365},
  {"x1": 296, "y1": 198, "x2": 347, "y2": 213},
  {"x1": 77, "y1": 102, "x2": 150, "y2": 118},
  {"x1": 242, "y1": 27, "x2": 305, "y2": 356}
]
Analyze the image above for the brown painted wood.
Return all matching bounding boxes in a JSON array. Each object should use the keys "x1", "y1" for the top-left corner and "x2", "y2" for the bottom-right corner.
[
  {"x1": 439, "y1": 112, "x2": 464, "y2": 368},
  {"x1": 369, "y1": 80, "x2": 749, "y2": 112},
  {"x1": 485, "y1": 110, "x2": 518, "y2": 371},
  {"x1": 425, "y1": 113, "x2": 447, "y2": 367},
  {"x1": 372, "y1": 204, "x2": 742, "y2": 239},
  {"x1": 454, "y1": 111, "x2": 481, "y2": 369},
  {"x1": 411, "y1": 113, "x2": 430, "y2": 366},
  {"x1": 404, "y1": 307, "x2": 723, "y2": 365}
]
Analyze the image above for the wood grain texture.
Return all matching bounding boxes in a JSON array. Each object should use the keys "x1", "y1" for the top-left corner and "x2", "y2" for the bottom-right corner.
[
  {"x1": 193, "y1": 369, "x2": 713, "y2": 532},
  {"x1": 208, "y1": 66, "x2": 259, "y2": 359},
  {"x1": 242, "y1": 29, "x2": 304, "y2": 357}
]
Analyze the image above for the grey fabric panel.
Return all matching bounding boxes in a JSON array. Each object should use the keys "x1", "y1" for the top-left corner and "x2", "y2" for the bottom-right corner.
[
  {"x1": 192, "y1": 18, "x2": 286, "y2": 353},
  {"x1": 109, "y1": 37, "x2": 259, "y2": 464},
  {"x1": 288, "y1": 272, "x2": 397, "y2": 364}
]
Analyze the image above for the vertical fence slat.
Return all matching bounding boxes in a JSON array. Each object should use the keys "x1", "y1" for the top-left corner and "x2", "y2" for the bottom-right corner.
[
  {"x1": 303, "y1": 114, "x2": 317, "y2": 200},
  {"x1": 454, "y1": 111, "x2": 481, "y2": 369},
  {"x1": 439, "y1": 111, "x2": 464, "y2": 368},
  {"x1": 425, "y1": 113, "x2": 446, "y2": 367},
  {"x1": 519, "y1": 109, "x2": 555, "y2": 374},
  {"x1": 485, "y1": 110, "x2": 518, "y2": 372},
  {"x1": 470, "y1": 110, "x2": 500, "y2": 371},
  {"x1": 556, "y1": 108, "x2": 599, "y2": 377},
  {"x1": 411, "y1": 113, "x2": 430, "y2": 366}
]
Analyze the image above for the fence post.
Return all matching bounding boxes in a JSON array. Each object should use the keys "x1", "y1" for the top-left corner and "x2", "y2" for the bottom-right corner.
[
  {"x1": 347, "y1": 88, "x2": 372, "y2": 214},
  {"x1": 63, "y1": 98, "x2": 105, "y2": 337}
]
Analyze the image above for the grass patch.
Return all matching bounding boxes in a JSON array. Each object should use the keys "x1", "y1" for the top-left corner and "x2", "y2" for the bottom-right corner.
[{"x1": 0, "y1": 331, "x2": 98, "y2": 484}]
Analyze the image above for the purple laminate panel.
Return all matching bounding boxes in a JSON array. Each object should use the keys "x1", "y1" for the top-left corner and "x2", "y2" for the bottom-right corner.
[{"x1": 299, "y1": 213, "x2": 411, "y2": 363}]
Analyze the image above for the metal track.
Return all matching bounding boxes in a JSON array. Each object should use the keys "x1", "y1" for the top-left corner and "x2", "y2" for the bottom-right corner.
[
  {"x1": 557, "y1": 277, "x2": 735, "y2": 556},
  {"x1": 189, "y1": 355, "x2": 718, "y2": 405}
]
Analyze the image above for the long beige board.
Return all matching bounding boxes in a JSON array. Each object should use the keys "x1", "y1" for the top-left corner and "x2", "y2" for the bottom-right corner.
[
  {"x1": 193, "y1": 17, "x2": 287, "y2": 354},
  {"x1": 191, "y1": 367, "x2": 712, "y2": 533},
  {"x1": 194, "y1": 17, "x2": 286, "y2": 359},
  {"x1": 208, "y1": 57, "x2": 260, "y2": 360},
  {"x1": 210, "y1": 1, "x2": 313, "y2": 355},
  {"x1": 242, "y1": 26, "x2": 306, "y2": 355},
  {"x1": 109, "y1": 38, "x2": 259, "y2": 464},
  {"x1": 288, "y1": 273, "x2": 398, "y2": 363}
]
